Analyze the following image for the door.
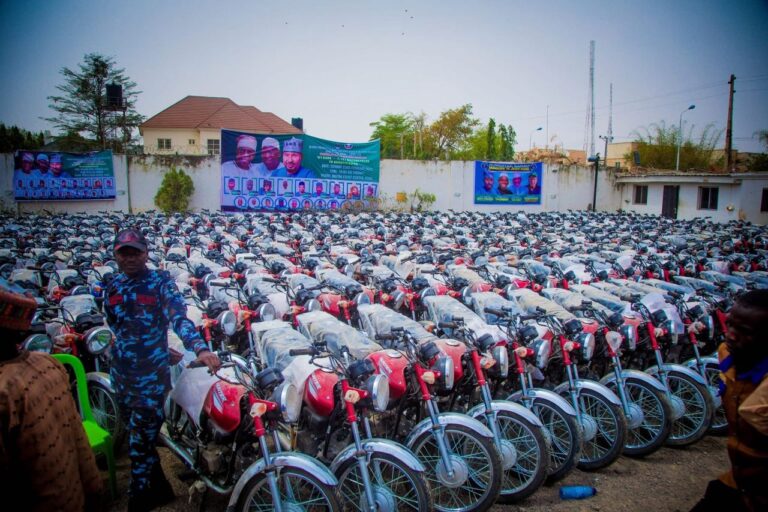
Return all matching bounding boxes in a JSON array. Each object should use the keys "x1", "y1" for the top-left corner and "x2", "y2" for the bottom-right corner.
[{"x1": 661, "y1": 185, "x2": 679, "y2": 219}]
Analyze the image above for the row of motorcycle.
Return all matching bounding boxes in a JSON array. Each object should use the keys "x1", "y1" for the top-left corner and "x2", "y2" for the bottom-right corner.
[{"x1": 3, "y1": 208, "x2": 766, "y2": 512}]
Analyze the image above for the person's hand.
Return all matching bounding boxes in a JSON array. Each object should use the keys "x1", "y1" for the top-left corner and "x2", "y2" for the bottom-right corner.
[{"x1": 196, "y1": 350, "x2": 221, "y2": 373}]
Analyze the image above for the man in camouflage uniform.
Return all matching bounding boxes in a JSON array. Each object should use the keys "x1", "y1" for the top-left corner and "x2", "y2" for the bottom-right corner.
[{"x1": 105, "y1": 228, "x2": 220, "y2": 511}]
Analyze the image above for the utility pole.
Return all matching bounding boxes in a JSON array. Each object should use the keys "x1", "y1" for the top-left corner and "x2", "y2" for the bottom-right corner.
[{"x1": 725, "y1": 74, "x2": 736, "y2": 172}]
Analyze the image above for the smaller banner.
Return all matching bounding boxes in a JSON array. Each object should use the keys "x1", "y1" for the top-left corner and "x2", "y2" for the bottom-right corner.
[
  {"x1": 474, "y1": 161, "x2": 542, "y2": 205},
  {"x1": 13, "y1": 150, "x2": 116, "y2": 201}
]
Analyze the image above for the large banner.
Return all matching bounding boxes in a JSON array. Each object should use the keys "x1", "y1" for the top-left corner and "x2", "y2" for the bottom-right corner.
[
  {"x1": 220, "y1": 130, "x2": 380, "y2": 211},
  {"x1": 13, "y1": 150, "x2": 116, "y2": 201},
  {"x1": 474, "y1": 161, "x2": 542, "y2": 205}
]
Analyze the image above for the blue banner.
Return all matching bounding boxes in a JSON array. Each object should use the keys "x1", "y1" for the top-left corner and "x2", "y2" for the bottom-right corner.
[
  {"x1": 474, "y1": 161, "x2": 542, "y2": 205},
  {"x1": 13, "y1": 150, "x2": 116, "y2": 201}
]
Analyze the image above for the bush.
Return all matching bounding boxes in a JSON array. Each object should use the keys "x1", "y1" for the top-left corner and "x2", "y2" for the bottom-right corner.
[{"x1": 154, "y1": 166, "x2": 194, "y2": 214}]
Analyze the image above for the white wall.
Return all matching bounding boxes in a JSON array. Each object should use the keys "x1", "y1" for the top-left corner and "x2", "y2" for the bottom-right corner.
[{"x1": 0, "y1": 153, "x2": 764, "y2": 223}]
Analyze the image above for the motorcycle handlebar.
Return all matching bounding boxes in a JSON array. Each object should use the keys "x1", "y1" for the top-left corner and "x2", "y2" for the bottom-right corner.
[
  {"x1": 484, "y1": 307, "x2": 507, "y2": 317},
  {"x1": 289, "y1": 347, "x2": 317, "y2": 357},
  {"x1": 438, "y1": 321, "x2": 458, "y2": 329}
]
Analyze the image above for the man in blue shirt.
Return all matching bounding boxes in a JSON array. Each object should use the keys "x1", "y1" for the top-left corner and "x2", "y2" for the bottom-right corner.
[
  {"x1": 273, "y1": 137, "x2": 317, "y2": 179},
  {"x1": 105, "y1": 229, "x2": 220, "y2": 511}
]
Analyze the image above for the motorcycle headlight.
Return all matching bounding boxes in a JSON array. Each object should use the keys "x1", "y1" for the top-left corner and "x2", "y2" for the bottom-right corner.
[
  {"x1": 492, "y1": 345, "x2": 509, "y2": 378},
  {"x1": 703, "y1": 314, "x2": 714, "y2": 338},
  {"x1": 70, "y1": 285, "x2": 91, "y2": 296},
  {"x1": 432, "y1": 355, "x2": 455, "y2": 391},
  {"x1": 418, "y1": 287, "x2": 436, "y2": 301},
  {"x1": 576, "y1": 332, "x2": 596, "y2": 361},
  {"x1": 22, "y1": 334, "x2": 52, "y2": 353},
  {"x1": 305, "y1": 298, "x2": 322, "y2": 312},
  {"x1": 84, "y1": 326, "x2": 113, "y2": 354},
  {"x1": 364, "y1": 374, "x2": 390, "y2": 412},
  {"x1": 530, "y1": 338, "x2": 551, "y2": 369},
  {"x1": 354, "y1": 291, "x2": 371, "y2": 306},
  {"x1": 605, "y1": 330, "x2": 623, "y2": 354},
  {"x1": 662, "y1": 319, "x2": 677, "y2": 343},
  {"x1": 460, "y1": 286, "x2": 472, "y2": 304},
  {"x1": 390, "y1": 290, "x2": 406, "y2": 310},
  {"x1": 257, "y1": 303, "x2": 277, "y2": 321},
  {"x1": 217, "y1": 310, "x2": 237, "y2": 336},
  {"x1": 504, "y1": 283, "x2": 517, "y2": 298},
  {"x1": 273, "y1": 381, "x2": 302, "y2": 423},
  {"x1": 619, "y1": 324, "x2": 637, "y2": 350}
]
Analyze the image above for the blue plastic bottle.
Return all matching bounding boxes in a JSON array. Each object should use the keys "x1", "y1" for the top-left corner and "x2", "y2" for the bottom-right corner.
[{"x1": 559, "y1": 485, "x2": 597, "y2": 500}]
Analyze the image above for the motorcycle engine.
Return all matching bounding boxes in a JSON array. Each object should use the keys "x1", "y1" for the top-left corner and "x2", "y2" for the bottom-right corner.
[{"x1": 200, "y1": 443, "x2": 230, "y2": 475}]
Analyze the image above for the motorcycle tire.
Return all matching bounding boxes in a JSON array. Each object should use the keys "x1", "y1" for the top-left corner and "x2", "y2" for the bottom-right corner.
[
  {"x1": 604, "y1": 376, "x2": 672, "y2": 457},
  {"x1": 409, "y1": 422, "x2": 502, "y2": 512},
  {"x1": 88, "y1": 381, "x2": 126, "y2": 449},
  {"x1": 478, "y1": 409, "x2": 548, "y2": 504},
  {"x1": 703, "y1": 362, "x2": 727, "y2": 436},
  {"x1": 334, "y1": 451, "x2": 433, "y2": 512},
  {"x1": 573, "y1": 388, "x2": 627, "y2": 471},
  {"x1": 234, "y1": 465, "x2": 342, "y2": 512},
  {"x1": 522, "y1": 396, "x2": 582, "y2": 484},
  {"x1": 664, "y1": 370, "x2": 714, "y2": 447}
]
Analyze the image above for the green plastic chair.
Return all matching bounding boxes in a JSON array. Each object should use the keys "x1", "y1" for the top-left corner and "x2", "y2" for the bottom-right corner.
[{"x1": 52, "y1": 353, "x2": 118, "y2": 498}]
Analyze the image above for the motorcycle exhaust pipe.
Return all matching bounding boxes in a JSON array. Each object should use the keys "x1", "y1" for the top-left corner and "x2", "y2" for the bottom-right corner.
[{"x1": 159, "y1": 426, "x2": 232, "y2": 495}]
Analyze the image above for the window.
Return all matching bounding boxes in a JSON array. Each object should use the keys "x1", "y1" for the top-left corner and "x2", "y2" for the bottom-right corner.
[
  {"x1": 633, "y1": 185, "x2": 648, "y2": 205},
  {"x1": 188, "y1": 139, "x2": 195, "y2": 145},
  {"x1": 207, "y1": 139, "x2": 220, "y2": 156},
  {"x1": 698, "y1": 186, "x2": 719, "y2": 210},
  {"x1": 761, "y1": 188, "x2": 768, "y2": 212},
  {"x1": 157, "y1": 138, "x2": 171, "y2": 150}
]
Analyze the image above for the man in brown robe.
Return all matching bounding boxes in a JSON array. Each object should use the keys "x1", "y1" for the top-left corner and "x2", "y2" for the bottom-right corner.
[{"x1": 0, "y1": 284, "x2": 103, "y2": 511}]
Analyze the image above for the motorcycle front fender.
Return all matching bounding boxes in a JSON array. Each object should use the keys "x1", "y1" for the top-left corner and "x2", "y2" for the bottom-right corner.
[
  {"x1": 599, "y1": 369, "x2": 667, "y2": 394},
  {"x1": 682, "y1": 356, "x2": 719, "y2": 372},
  {"x1": 331, "y1": 438, "x2": 425, "y2": 474},
  {"x1": 553, "y1": 378, "x2": 623, "y2": 408},
  {"x1": 405, "y1": 412, "x2": 494, "y2": 450},
  {"x1": 507, "y1": 388, "x2": 579, "y2": 418},
  {"x1": 466, "y1": 399, "x2": 545, "y2": 429},
  {"x1": 645, "y1": 363, "x2": 708, "y2": 387},
  {"x1": 227, "y1": 452, "x2": 339, "y2": 508},
  {"x1": 86, "y1": 371, "x2": 114, "y2": 392}
]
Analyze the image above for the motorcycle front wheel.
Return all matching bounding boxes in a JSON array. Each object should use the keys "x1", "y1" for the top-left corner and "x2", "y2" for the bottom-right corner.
[
  {"x1": 88, "y1": 381, "x2": 125, "y2": 448},
  {"x1": 409, "y1": 423, "x2": 502, "y2": 512},
  {"x1": 573, "y1": 388, "x2": 627, "y2": 471},
  {"x1": 664, "y1": 370, "x2": 714, "y2": 446},
  {"x1": 604, "y1": 376, "x2": 672, "y2": 457},
  {"x1": 703, "y1": 362, "x2": 727, "y2": 435},
  {"x1": 475, "y1": 410, "x2": 548, "y2": 503},
  {"x1": 234, "y1": 466, "x2": 342, "y2": 512},
  {"x1": 334, "y1": 451, "x2": 433, "y2": 512},
  {"x1": 523, "y1": 396, "x2": 582, "y2": 484}
]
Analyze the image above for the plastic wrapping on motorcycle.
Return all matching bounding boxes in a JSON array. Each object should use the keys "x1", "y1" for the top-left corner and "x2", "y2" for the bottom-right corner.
[
  {"x1": 449, "y1": 265, "x2": 486, "y2": 285},
  {"x1": 508, "y1": 288, "x2": 576, "y2": 322},
  {"x1": 170, "y1": 366, "x2": 230, "y2": 428},
  {"x1": 59, "y1": 294, "x2": 101, "y2": 320},
  {"x1": 296, "y1": 311, "x2": 383, "y2": 360},
  {"x1": 570, "y1": 284, "x2": 635, "y2": 317},
  {"x1": 639, "y1": 292, "x2": 685, "y2": 334},
  {"x1": 285, "y1": 273, "x2": 322, "y2": 293},
  {"x1": 315, "y1": 267, "x2": 361, "y2": 290},
  {"x1": 357, "y1": 303, "x2": 435, "y2": 343},
  {"x1": 422, "y1": 295, "x2": 506, "y2": 342},
  {"x1": 470, "y1": 291, "x2": 523, "y2": 324},
  {"x1": 541, "y1": 288, "x2": 614, "y2": 317}
]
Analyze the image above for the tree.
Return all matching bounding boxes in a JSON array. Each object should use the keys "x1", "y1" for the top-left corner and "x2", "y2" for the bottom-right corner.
[
  {"x1": 155, "y1": 167, "x2": 195, "y2": 213},
  {"x1": 426, "y1": 104, "x2": 480, "y2": 160},
  {"x1": 369, "y1": 113, "x2": 413, "y2": 159},
  {"x1": 485, "y1": 119, "x2": 497, "y2": 159},
  {"x1": 749, "y1": 129, "x2": 768, "y2": 172},
  {"x1": 45, "y1": 53, "x2": 144, "y2": 152},
  {"x1": 0, "y1": 123, "x2": 45, "y2": 152},
  {"x1": 627, "y1": 121, "x2": 723, "y2": 170}
]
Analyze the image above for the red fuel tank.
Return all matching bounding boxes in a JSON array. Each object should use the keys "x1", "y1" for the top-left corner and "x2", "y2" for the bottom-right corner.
[
  {"x1": 367, "y1": 349, "x2": 409, "y2": 402},
  {"x1": 304, "y1": 368, "x2": 338, "y2": 417},
  {"x1": 433, "y1": 338, "x2": 467, "y2": 382},
  {"x1": 203, "y1": 380, "x2": 247, "y2": 434}
]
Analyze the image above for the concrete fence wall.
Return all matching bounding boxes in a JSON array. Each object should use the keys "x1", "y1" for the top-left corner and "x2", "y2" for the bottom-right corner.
[{"x1": 5, "y1": 153, "x2": 762, "y2": 224}]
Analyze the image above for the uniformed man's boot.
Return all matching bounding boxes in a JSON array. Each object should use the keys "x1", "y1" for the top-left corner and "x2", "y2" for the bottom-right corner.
[{"x1": 147, "y1": 462, "x2": 176, "y2": 508}]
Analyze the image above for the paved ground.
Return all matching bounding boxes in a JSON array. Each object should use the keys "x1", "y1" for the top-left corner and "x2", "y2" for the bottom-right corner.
[{"x1": 103, "y1": 434, "x2": 728, "y2": 511}]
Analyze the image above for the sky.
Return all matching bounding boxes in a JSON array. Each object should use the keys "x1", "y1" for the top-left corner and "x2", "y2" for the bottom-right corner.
[{"x1": 1, "y1": 0, "x2": 767, "y2": 154}]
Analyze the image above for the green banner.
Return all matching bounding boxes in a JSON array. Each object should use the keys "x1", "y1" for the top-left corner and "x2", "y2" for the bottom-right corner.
[{"x1": 301, "y1": 135, "x2": 380, "y2": 182}]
